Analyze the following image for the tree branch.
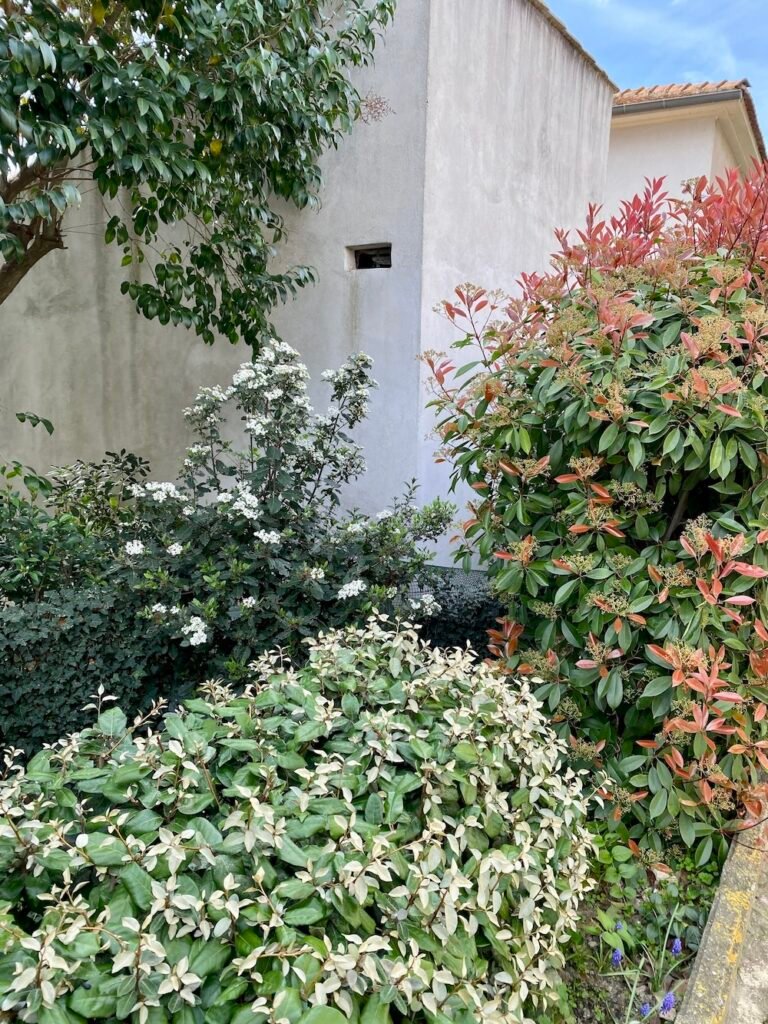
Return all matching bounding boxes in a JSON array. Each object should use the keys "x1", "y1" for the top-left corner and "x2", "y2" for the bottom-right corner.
[
  {"x1": 663, "y1": 487, "x2": 690, "y2": 543},
  {"x1": 0, "y1": 218, "x2": 65, "y2": 305}
]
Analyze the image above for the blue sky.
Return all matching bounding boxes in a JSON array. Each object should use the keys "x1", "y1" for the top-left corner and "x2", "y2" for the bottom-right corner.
[{"x1": 545, "y1": 0, "x2": 768, "y2": 128}]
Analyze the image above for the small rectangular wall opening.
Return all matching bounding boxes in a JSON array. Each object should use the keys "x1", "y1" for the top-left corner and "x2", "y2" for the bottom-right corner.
[{"x1": 347, "y1": 243, "x2": 392, "y2": 270}]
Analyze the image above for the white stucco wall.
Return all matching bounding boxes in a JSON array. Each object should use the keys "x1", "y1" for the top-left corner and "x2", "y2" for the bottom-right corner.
[
  {"x1": 0, "y1": 0, "x2": 613, "y2": 545},
  {"x1": 711, "y1": 119, "x2": 739, "y2": 178},
  {"x1": 604, "y1": 115, "x2": 717, "y2": 215},
  {"x1": 417, "y1": 0, "x2": 614, "y2": 555},
  {"x1": 270, "y1": 0, "x2": 432, "y2": 515},
  {"x1": 0, "y1": 184, "x2": 247, "y2": 479}
]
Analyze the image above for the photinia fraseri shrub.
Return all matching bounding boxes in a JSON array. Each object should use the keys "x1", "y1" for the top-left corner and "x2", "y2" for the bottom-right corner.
[{"x1": 426, "y1": 169, "x2": 768, "y2": 868}]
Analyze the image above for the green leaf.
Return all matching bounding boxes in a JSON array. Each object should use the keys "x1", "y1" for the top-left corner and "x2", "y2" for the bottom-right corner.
[
  {"x1": 364, "y1": 792, "x2": 384, "y2": 824},
  {"x1": 641, "y1": 676, "x2": 671, "y2": 700},
  {"x1": 662, "y1": 427, "x2": 681, "y2": 457},
  {"x1": 598, "y1": 422, "x2": 619, "y2": 452},
  {"x1": 96, "y1": 707, "x2": 127, "y2": 736},
  {"x1": 120, "y1": 862, "x2": 153, "y2": 910},
  {"x1": 68, "y1": 981, "x2": 119, "y2": 1018},
  {"x1": 284, "y1": 899, "x2": 326, "y2": 927},
  {"x1": 649, "y1": 789, "x2": 668, "y2": 819},
  {"x1": 679, "y1": 813, "x2": 696, "y2": 848},
  {"x1": 710, "y1": 437, "x2": 724, "y2": 475},
  {"x1": 612, "y1": 845, "x2": 633, "y2": 863},
  {"x1": 695, "y1": 836, "x2": 713, "y2": 867},
  {"x1": 361, "y1": 995, "x2": 392, "y2": 1024},
  {"x1": 299, "y1": 1009, "x2": 349, "y2": 1024},
  {"x1": 554, "y1": 578, "x2": 579, "y2": 606},
  {"x1": 628, "y1": 437, "x2": 644, "y2": 470}
]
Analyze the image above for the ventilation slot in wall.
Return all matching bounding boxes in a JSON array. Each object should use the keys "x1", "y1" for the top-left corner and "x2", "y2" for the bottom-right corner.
[{"x1": 347, "y1": 244, "x2": 392, "y2": 269}]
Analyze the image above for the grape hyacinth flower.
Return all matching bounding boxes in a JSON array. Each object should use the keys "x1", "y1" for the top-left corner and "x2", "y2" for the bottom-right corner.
[
  {"x1": 615, "y1": 921, "x2": 624, "y2": 931},
  {"x1": 611, "y1": 948, "x2": 623, "y2": 967},
  {"x1": 661, "y1": 992, "x2": 676, "y2": 1013},
  {"x1": 671, "y1": 937, "x2": 683, "y2": 956},
  {"x1": 640, "y1": 1003, "x2": 652, "y2": 1018}
]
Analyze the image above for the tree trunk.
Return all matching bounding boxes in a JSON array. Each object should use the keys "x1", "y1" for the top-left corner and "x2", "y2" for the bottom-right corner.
[{"x1": 0, "y1": 219, "x2": 64, "y2": 305}]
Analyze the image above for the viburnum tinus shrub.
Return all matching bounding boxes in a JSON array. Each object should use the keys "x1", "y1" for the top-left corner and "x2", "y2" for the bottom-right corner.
[
  {"x1": 118, "y1": 341, "x2": 452, "y2": 676},
  {"x1": 426, "y1": 171, "x2": 768, "y2": 868},
  {"x1": 0, "y1": 342, "x2": 453, "y2": 750},
  {"x1": 0, "y1": 617, "x2": 594, "y2": 1024}
]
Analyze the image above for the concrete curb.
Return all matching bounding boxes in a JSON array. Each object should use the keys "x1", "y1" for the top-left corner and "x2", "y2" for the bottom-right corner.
[{"x1": 677, "y1": 817, "x2": 768, "y2": 1024}]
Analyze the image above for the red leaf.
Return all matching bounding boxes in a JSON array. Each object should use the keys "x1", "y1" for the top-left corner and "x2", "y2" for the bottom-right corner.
[
  {"x1": 647, "y1": 644, "x2": 673, "y2": 665},
  {"x1": 680, "y1": 536, "x2": 696, "y2": 557},
  {"x1": 705, "y1": 534, "x2": 723, "y2": 561},
  {"x1": 716, "y1": 403, "x2": 742, "y2": 417},
  {"x1": 726, "y1": 595, "x2": 756, "y2": 605},
  {"x1": 733, "y1": 562, "x2": 768, "y2": 578},
  {"x1": 555, "y1": 474, "x2": 580, "y2": 483}
]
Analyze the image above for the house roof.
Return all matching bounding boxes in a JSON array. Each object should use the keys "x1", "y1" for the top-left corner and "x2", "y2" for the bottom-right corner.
[
  {"x1": 527, "y1": 0, "x2": 617, "y2": 90},
  {"x1": 613, "y1": 80, "x2": 766, "y2": 161}
]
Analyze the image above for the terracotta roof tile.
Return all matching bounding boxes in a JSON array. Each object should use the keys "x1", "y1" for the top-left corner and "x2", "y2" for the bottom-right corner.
[
  {"x1": 613, "y1": 80, "x2": 766, "y2": 162},
  {"x1": 615, "y1": 80, "x2": 750, "y2": 106}
]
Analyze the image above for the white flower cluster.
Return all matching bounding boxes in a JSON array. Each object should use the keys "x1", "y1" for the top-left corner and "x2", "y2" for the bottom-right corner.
[
  {"x1": 254, "y1": 530, "x2": 281, "y2": 546},
  {"x1": 217, "y1": 484, "x2": 260, "y2": 522},
  {"x1": 337, "y1": 579, "x2": 366, "y2": 599},
  {"x1": 181, "y1": 616, "x2": 208, "y2": 646},
  {"x1": 409, "y1": 593, "x2": 442, "y2": 617},
  {"x1": 150, "y1": 604, "x2": 181, "y2": 617},
  {"x1": 124, "y1": 540, "x2": 145, "y2": 556},
  {"x1": 344, "y1": 521, "x2": 366, "y2": 536},
  {"x1": 243, "y1": 417, "x2": 266, "y2": 437},
  {"x1": 307, "y1": 567, "x2": 325, "y2": 582},
  {"x1": 166, "y1": 543, "x2": 183, "y2": 557},
  {"x1": 140, "y1": 482, "x2": 185, "y2": 503},
  {"x1": 241, "y1": 596, "x2": 258, "y2": 609}
]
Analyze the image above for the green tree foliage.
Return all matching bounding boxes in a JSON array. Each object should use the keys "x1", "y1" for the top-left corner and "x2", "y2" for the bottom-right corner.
[{"x1": 0, "y1": 0, "x2": 394, "y2": 340}]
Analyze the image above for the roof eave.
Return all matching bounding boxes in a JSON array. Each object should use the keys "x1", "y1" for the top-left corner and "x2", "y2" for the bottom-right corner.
[{"x1": 613, "y1": 90, "x2": 767, "y2": 163}]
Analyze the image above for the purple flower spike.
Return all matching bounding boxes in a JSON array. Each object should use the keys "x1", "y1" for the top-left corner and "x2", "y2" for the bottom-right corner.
[
  {"x1": 661, "y1": 992, "x2": 676, "y2": 1013},
  {"x1": 671, "y1": 937, "x2": 683, "y2": 955},
  {"x1": 640, "y1": 1003, "x2": 652, "y2": 1018},
  {"x1": 611, "y1": 948, "x2": 623, "y2": 967}
]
